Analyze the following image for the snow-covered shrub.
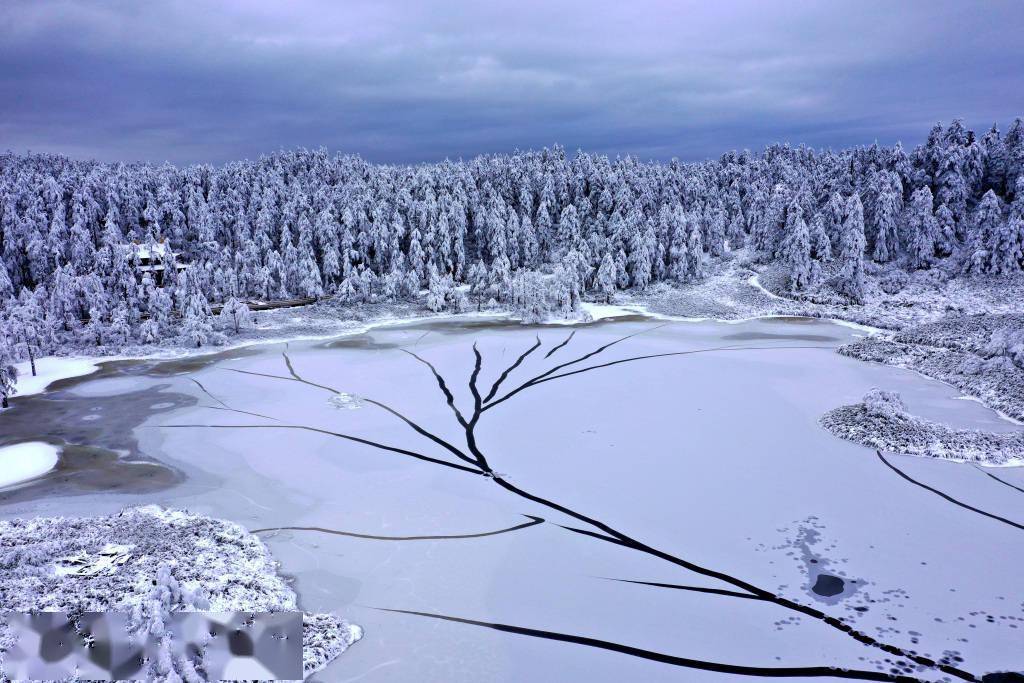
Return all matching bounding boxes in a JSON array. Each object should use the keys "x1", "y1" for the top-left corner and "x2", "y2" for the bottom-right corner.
[
  {"x1": 985, "y1": 326, "x2": 1024, "y2": 368},
  {"x1": 217, "y1": 296, "x2": 253, "y2": 334},
  {"x1": 879, "y1": 270, "x2": 908, "y2": 295},
  {"x1": 862, "y1": 388, "x2": 907, "y2": 418}
]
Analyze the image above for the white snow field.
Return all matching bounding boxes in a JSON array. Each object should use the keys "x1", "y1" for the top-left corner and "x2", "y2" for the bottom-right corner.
[
  {"x1": 1, "y1": 316, "x2": 1022, "y2": 682},
  {"x1": 0, "y1": 442, "x2": 59, "y2": 488}
]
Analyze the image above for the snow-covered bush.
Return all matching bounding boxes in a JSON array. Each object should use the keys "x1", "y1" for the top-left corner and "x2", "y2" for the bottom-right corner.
[
  {"x1": 879, "y1": 269, "x2": 908, "y2": 295},
  {"x1": 218, "y1": 296, "x2": 253, "y2": 334},
  {"x1": 862, "y1": 388, "x2": 907, "y2": 417},
  {"x1": 985, "y1": 325, "x2": 1024, "y2": 369}
]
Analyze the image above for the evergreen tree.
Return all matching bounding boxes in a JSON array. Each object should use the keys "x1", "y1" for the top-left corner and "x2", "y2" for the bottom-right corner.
[
  {"x1": 965, "y1": 190, "x2": 1005, "y2": 273},
  {"x1": 934, "y1": 203, "x2": 958, "y2": 257},
  {"x1": 467, "y1": 261, "x2": 489, "y2": 311},
  {"x1": 871, "y1": 173, "x2": 902, "y2": 263},
  {"x1": 835, "y1": 196, "x2": 867, "y2": 303},
  {"x1": 488, "y1": 254, "x2": 512, "y2": 302},
  {"x1": 181, "y1": 291, "x2": 213, "y2": 348},
  {"x1": 983, "y1": 216, "x2": 1024, "y2": 274},
  {"x1": 780, "y1": 209, "x2": 813, "y2": 291},
  {"x1": 0, "y1": 262, "x2": 13, "y2": 302},
  {"x1": 906, "y1": 187, "x2": 938, "y2": 269},
  {"x1": 808, "y1": 214, "x2": 832, "y2": 261},
  {"x1": 685, "y1": 224, "x2": 704, "y2": 281},
  {"x1": 596, "y1": 251, "x2": 617, "y2": 303}
]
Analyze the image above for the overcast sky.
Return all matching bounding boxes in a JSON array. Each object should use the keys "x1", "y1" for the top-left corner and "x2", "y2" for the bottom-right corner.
[{"x1": 2, "y1": 1, "x2": 1023, "y2": 166}]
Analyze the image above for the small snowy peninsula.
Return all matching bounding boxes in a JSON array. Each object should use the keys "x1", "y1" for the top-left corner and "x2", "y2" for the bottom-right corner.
[{"x1": 0, "y1": 506, "x2": 361, "y2": 679}]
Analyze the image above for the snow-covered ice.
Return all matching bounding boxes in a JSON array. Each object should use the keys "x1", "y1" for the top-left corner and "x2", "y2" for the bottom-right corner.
[{"x1": 0, "y1": 441, "x2": 59, "y2": 488}]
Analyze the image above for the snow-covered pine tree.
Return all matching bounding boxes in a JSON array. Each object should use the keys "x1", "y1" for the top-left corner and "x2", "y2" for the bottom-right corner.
[
  {"x1": 510, "y1": 269, "x2": 550, "y2": 323},
  {"x1": 808, "y1": 214, "x2": 832, "y2": 261},
  {"x1": 488, "y1": 254, "x2": 512, "y2": 302},
  {"x1": 981, "y1": 123, "x2": 1008, "y2": 195},
  {"x1": 726, "y1": 213, "x2": 746, "y2": 250},
  {"x1": 297, "y1": 249, "x2": 324, "y2": 298},
  {"x1": 180, "y1": 281, "x2": 214, "y2": 348},
  {"x1": 685, "y1": 223, "x2": 704, "y2": 281},
  {"x1": 871, "y1": 172, "x2": 902, "y2": 263},
  {"x1": 6, "y1": 294, "x2": 46, "y2": 376},
  {"x1": 835, "y1": 195, "x2": 867, "y2": 303},
  {"x1": 983, "y1": 215, "x2": 1024, "y2": 274},
  {"x1": 906, "y1": 186, "x2": 938, "y2": 269},
  {"x1": 965, "y1": 190, "x2": 1005, "y2": 273},
  {"x1": 467, "y1": 261, "x2": 489, "y2": 311},
  {"x1": 780, "y1": 207, "x2": 813, "y2": 291},
  {"x1": 596, "y1": 251, "x2": 617, "y2": 303}
]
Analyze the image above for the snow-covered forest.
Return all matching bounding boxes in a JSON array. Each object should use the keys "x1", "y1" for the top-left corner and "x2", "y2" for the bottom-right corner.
[{"x1": 1, "y1": 118, "x2": 1023, "y2": 364}]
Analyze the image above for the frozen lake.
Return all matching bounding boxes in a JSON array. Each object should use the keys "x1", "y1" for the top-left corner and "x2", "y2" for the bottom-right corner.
[{"x1": 2, "y1": 315, "x2": 1022, "y2": 682}]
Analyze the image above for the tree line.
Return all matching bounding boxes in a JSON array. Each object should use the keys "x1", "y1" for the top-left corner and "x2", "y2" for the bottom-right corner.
[{"x1": 1, "y1": 118, "x2": 1023, "y2": 394}]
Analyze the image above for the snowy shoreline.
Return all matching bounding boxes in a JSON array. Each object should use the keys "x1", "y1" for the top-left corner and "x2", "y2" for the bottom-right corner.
[{"x1": 5, "y1": 268, "x2": 1017, "y2": 432}]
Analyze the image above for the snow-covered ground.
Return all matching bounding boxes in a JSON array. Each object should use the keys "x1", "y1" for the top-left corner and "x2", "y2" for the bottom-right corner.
[
  {"x1": 0, "y1": 505, "x2": 361, "y2": 679},
  {"x1": 0, "y1": 442, "x2": 59, "y2": 488},
  {"x1": 4, "y1": 316, "x2": 1020, "y2": 681},
  {"x1": 10, "y1": 357, "x2": 106, "y2": 397}
]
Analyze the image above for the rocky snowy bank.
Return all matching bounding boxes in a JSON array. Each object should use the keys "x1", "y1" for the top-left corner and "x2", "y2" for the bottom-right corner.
[
  {"x1": 821, "y1": 389, "x2": 1024, "y2": 466},
  {"x1": 0, "y1": 506, "x2": 361, "y2": 680}
]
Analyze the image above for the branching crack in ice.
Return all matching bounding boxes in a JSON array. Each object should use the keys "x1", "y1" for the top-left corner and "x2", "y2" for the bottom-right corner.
[{"x1": 179, "y1": 331, "x2": 985, "y2": 682}]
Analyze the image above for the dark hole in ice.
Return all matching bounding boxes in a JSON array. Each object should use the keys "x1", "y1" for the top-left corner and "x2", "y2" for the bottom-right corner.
[
  {"x1": 811, "y1": 574, "x2": 845, "y2": 597},
  {"x1": 229, "y1": 629, "x2": 254, "y2": 656}
]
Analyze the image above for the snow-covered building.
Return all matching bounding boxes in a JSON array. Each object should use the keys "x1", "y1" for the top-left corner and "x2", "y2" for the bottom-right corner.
[{"x1": 131, "y1": 240, "x2": 187, "y2": 286}]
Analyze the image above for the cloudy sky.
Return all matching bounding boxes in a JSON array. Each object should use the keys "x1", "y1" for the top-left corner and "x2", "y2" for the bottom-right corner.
[{"x1": 2, "y1": 1, "x2": 1023, "y2": 166}]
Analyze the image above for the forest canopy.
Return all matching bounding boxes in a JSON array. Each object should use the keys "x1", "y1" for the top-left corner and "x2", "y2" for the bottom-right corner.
[{"x1": 1, "y1": 118, "x2": 1023, "y2": 360}]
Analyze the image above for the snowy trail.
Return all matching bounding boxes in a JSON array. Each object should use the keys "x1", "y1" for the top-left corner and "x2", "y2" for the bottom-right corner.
[{"x1": 747, "y1": 273, "x2": 788, "y2": 301}]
